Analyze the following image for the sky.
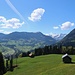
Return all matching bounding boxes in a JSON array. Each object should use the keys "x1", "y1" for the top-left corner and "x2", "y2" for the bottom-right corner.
[{"x1": 0, "y1": 0, "x2": 75, "y2": 35}]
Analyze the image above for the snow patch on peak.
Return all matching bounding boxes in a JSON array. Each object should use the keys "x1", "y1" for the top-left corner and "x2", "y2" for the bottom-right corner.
[{"x1": 45, "y1": 33, "x2": 66, "y2": 41}]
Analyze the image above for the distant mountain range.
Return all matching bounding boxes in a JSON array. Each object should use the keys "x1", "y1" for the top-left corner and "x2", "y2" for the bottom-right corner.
[
  {"x1": 46, "y1": 33, "x2": 66, "y2": 41},
  {"x1": 0, "y1": 28, "x2": 75, "y2": 55},
  {"x1": 34, "y1": 29, "x2": 75, "y2": 55},
  {"x1": 0, "y1": 32, "x2": 56, "y2": 55}
]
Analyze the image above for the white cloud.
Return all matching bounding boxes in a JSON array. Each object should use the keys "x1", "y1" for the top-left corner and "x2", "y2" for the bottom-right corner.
[
  {"x1": 0, "y1": 30, "x2": 11, "y2": 34},
  {"x1": 0, "y1": 16, "x2": 24, "y2": 29},
  {"x1": 3, "y1": 31, "x2": 11, "y2": 34},
  {"x1": 0, "y1": 16, "x2": 6, "y2": 22},
  {"x1": 0, "y1": 30, "x2": 4, "y2": 33},
  {"x1": 60, "y1": 21, "x2": 74, "y2": 30},
  {"x1": 28, "y1": 8, "x2": 45, "y2": 22},
  {"x1": 53, "y1": 26, "x2": 59, "y2": 29}
]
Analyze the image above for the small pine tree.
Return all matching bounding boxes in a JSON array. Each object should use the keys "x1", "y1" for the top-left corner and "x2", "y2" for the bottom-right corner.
[
  {"x1": 9, "y1": 58, "x2": 13, "y2": 71},
  {"x1": 0, "y1": 52, "x2": 6, "y2": 74}
]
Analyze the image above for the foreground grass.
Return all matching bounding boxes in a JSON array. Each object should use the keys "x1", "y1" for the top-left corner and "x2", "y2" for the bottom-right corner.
[{"x1": 5, "y1": 54, "x2": 75, "y2": 75}]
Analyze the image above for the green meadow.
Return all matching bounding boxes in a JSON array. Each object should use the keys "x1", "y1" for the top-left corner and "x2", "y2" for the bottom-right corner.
[{"x1": 5, "y1": 54, "x2": 75, "y2": 75}]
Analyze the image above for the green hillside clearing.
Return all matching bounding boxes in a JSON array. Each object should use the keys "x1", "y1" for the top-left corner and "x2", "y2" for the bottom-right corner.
[{"x1": 5, "y1": 54, "x2": 75, "y2": 75}]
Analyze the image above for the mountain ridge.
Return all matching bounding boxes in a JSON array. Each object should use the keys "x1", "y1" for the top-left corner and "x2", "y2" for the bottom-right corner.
[
  {"x1": 0, "y1": 31, "x2": 56, "y2": 55},
  {"x1": 0, "y1": 32, "x2": 56, "y2": 41},
  {"x1": 58, "y1": 28, "x2": 75, "y2": 46}
]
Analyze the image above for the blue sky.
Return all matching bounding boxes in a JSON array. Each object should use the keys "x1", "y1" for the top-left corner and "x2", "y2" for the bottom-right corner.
[{"x1": 0, "y1": 0, "x2": 75, "y2": 35}]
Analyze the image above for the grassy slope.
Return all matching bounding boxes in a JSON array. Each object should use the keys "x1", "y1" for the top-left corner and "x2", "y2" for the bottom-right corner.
[{"x1": 5, "y1": 54, "x2": 75, "y2": 75}]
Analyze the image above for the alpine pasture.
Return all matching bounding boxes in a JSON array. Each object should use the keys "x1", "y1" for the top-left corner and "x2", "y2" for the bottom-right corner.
[{"x1": 5, "y1": 54, "x2": 75, "y2": 75}]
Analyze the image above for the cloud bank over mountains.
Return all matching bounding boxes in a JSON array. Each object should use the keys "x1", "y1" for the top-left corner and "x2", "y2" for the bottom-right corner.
[
  {"x1": 0, "y1": 0, "x2": 74, "y2": 34},
  {"x1": 0, "y1": 16, "x2": 24, "y2": 29}
]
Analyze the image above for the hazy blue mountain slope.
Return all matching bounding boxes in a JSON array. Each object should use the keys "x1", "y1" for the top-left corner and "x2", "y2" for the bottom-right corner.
[{"x1": 0, "y1": 32, "x2": 56, "y2": 55}]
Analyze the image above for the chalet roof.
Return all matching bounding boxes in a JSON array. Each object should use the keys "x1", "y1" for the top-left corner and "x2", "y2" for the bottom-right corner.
[{"x1": 62, "y1": 54, "x2": 71, "y2": 59}]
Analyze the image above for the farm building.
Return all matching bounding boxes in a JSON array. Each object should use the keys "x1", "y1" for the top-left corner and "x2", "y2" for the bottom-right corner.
[
  {"x1": 29, "y1": 52, "x2": 35, "y2": 58},
  {"x1": 62, "y1": 54, "x2": 72, "y2": 63}
]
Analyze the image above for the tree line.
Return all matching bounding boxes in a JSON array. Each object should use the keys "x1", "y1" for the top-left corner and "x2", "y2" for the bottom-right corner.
[
  {"x1": 21, "y1": 45, "x2": 75, "y2": 57},
  {"x1": 34, "y1": 45, "x2": 75, "y2": 56}
]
